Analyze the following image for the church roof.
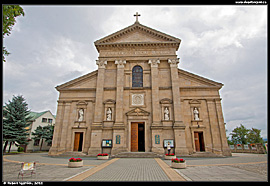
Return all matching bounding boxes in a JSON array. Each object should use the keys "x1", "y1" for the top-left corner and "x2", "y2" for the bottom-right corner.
[{"x1": 94, "y1": 21, "x2": 181, "y2": 52}]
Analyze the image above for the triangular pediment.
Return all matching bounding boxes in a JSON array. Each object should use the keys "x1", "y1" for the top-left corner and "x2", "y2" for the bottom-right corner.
[
  {"x1": 56, "y1": 70, "x2": 98, "y2": 91},
  {"x1": 109, "y1": 31, "x2": 165, "y2": 43},
  {"x1": 178, "y1": 69, "x2": 223, "y2": 89},
  {"x1": 125, "y1": 107, "x2": 150, "y2": 116},
  {"x1": 94, "y1": 22, "x2": 181, "y2": 51}
]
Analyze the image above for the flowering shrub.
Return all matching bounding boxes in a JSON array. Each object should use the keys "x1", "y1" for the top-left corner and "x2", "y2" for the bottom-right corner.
[
  {"x1": 97, "y1": 153, "x2": 109, "y2": 156},
  {"x1": 171, "y1": 158, "x2": 185, "y2": 163},
  {"x1": 165, "y1": 153, "x2": 175, "y2": 156},
  {"x1": 69, "y1": 157, "x2": 82, "y2": 162}
]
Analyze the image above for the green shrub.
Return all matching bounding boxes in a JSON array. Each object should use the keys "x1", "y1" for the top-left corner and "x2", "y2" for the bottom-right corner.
[{"x1": 17, "y1": 146, "x2": 24, "y2": 152}]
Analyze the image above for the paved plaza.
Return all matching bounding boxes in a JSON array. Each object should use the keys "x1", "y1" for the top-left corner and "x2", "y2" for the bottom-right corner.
[{"x1": 3, "y1": 153, "x2": 267, "y2": 182}]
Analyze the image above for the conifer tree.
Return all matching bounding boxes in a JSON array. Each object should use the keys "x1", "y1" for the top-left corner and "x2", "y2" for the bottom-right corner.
[
  {"x1": 32, "y1": 125, "x2": 54, "y2": 151},
  {"x1": 3, "y1": 95, "x2": 33, "y2": 153}
]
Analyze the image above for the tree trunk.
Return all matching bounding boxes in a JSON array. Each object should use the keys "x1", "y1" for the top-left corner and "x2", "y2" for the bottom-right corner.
[
  {"x1": 40, "y1": 138, "x2": 43, "y2": 151},
  {"x1": 3, "y1": 141, "x2": 8, "y2": 153},
  {"x1": 8, "y1": 141, "x2": 13, "y2": 153}
]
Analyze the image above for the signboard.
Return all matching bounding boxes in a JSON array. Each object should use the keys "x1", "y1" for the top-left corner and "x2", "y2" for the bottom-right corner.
[
  {"x1": 155, "y1": 135, "x2": 160, "y2": 144},
  {"x1": 163, "y1": 139, "x2": 174, "y2": 148},
  {"x1": 116, "y1": 135, "x2": 121, "y2": 144},
  {"x1": 101, "y1": 139, "x2": 112, "y2": 148}
]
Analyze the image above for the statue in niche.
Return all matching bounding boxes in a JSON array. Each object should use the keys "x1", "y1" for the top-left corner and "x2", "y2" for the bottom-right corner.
[
  {"x1": 193, "y1": 107, "x2": 200, "y2": 121},
  {"x1": 164, "y1": 107, "x2": 170, "y2": 120},
  {"x1": 106, "y1": 107, "x2": 112, "y2": 121},
  {"x1": 78, "y1": 108, "x2": 84, "y2": 121}
]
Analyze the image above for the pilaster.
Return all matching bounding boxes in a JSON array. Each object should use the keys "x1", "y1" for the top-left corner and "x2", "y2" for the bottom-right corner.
[
  {"x1": 168, "y1": 58, "x2": 183, "y2": 127},
  {"x1": 148, "y1": 59, "x2": 161, "y2": 126},
  {"x1": 49, "y1": 101, "x2": 65, "y2": 155},
  {"x1": 89, "y1": 60, "x2": 107, "y2": 155},
  {"x1": 206, "y1": 99, "x2": 222, "y2": 154},
  {"x1": 215, "y1": 99, "x2": 232, "y2": 156},
  {"x1": 111, "y1": 60, "x2": 127, "y2": 154},
  {"x1": 59, "y1": 101, "x2": 72, "y2": 150},
  {"x1": 168, "y1": 58, "x2": 189, "y2": 155},
  {"x1": 92, "y1": 60, "x2": 107, "y2": 127},
  {"x1": 114, "y1": 60, "x2": 126, "y2": 127}
]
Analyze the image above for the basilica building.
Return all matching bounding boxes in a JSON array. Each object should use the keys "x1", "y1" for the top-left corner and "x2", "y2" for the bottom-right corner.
[{"x1": 49, "y1": 14, "x2": 231, "y2": 157}]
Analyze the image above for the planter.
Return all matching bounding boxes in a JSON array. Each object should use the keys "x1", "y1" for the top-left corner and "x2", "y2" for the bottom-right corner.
[
  {"x1": 68, "y1": 161, "x2": 83, "y2": 168},
  {"x1": 165, "y1": 155, "x2": 176, "y2": 160},
  {"x1": 171, "y1": 162, "x2": 186, "y2": 169},
  {"x1": 97, "y1": 156, "x2": 109, "y2": 160}
]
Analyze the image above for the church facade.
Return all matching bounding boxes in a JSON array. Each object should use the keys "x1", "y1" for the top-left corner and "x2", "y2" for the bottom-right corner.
[{"x1": 49, "y1": 18, "x2": 231, "y2": 157}]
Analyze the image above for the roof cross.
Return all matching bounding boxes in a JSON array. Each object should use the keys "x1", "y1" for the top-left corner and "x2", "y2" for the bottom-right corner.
[{"x1": 134, "y1": 12, "x2": 141, "y2": 23}]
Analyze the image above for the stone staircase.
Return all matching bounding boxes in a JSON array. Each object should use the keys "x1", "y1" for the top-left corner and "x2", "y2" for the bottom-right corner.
[
  {"x1": 58, "y1": 151, "x2": 87, "y2": 157},
  {"x1": 191, "y1": 152, "x2": 225, "y2": 158},
  {"x1": 112, "y1": 152, "x2": 163, "y2": 158}
]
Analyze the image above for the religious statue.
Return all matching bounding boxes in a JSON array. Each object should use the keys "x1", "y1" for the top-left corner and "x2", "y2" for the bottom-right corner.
[
  {"x1": 193, "y1": 107, "x2": 200, "y2": 121},
  {"x1": 106, "y1": 107, "x2": 112, "y2": 121},
  {"x1": 164, "y1": 107, "x2": 170, "y2": 120},
  {"x1": 78, "y1": 108, "x2": 84, "y2": 121}
]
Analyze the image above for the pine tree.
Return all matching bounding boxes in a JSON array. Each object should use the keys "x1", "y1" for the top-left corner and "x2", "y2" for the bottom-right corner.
[
  {"x1": 32, "y1": 125, "x2": 54, "y2": 151},
  {"x1": 43, "y1": 124, "x2": 54, "y2": 146},
  {"x1": 3, "y1": 95, "x2": 33, "y2": 153}
]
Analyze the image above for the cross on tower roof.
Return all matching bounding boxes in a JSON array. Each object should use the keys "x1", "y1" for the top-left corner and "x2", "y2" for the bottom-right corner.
[{"x1": 134, "y1": 12, "x2": 141, "y2": 23}]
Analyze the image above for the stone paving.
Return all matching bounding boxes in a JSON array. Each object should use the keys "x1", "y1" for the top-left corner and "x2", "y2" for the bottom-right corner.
[
  {"x1": 83, "y1": 158, "x2": 170, "y2": 181},
  {"x1": 174, "y1": 165, "x2": 267, "y2": 181},
  {"x1": 3, "y1": 153, "x2": 268, "y2": 182},
  {"x1": 3, "y1": 161, "x2": 92, "y2": 181}
]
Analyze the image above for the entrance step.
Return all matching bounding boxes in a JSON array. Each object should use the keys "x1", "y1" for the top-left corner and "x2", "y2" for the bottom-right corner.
[
  {"x1": 191, "y1": 152, "x2": 225, "y2": 158},
  {"x1": 112, "y1": 152, "x2": 163, "y2": 158},
  {"x1": 58, "y1": 151, "x2": 87, "y2": 157}
]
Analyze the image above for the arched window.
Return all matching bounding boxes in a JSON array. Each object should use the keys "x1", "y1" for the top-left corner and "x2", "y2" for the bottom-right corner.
[{"x1": 132, "y1": 65, "x2": 143, "y2": 87}]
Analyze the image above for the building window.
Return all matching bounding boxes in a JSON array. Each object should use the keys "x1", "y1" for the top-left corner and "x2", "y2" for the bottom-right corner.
[
  {"x1": 48, "y1": 119, "x2": 53, "y2": 123},
  {"x1": 132, "y1": 65, "x2": 143, "y2": 87},
  {"x1": 42, "y1": 118, "x2": 47, "y2": 123}
]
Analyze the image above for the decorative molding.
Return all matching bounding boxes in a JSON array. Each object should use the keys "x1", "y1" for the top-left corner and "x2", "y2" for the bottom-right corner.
[
  {"x1": 189, "y1": 99, "x2": 201, "y2": 105},
  {"x1": 125, "y1": 107, "x2": 150, "y2": 116},
  {"x1": 148, "y1": 59, "x2": 160, "y2": 67},
  {"x1": 76, "y1": 100, "x2": 88, "y2": 106},
  {"x1": 131, "y1": 94, "x2": 144, "y2": 106},
  {"x1": 124, "y1": 87, "x2": 151, "y2": 90},
  {"x1": 103, "y1": 99, "x2": 116, "y2": 104},
  {"x1": 168, "y1": 58, "x2": 179, "y2": 67},
  {"x1": 115, "y1": 60, "x2": 126, "y2": 68},
  {"x1": 96, "y1": 60, "x2": 107, "y2": 68},
  {"x1": 160, "y1": 98, "x2": 173, "y2": 104}
]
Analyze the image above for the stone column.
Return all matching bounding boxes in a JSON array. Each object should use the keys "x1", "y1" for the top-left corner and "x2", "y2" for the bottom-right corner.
[
  {"x1": 148, "y1": 59, "x2": 161, "y2": 126},
  {"x1": 114, "y1": 60, "x2": 126, "y2": 127},
  {"x1": 215, "y1": 99, "x2": 232, "y2": 156},
  {"x1": 92, "y1": 60, "x2": 107, "y2": 127},
  {"x1": 168, "y1": 58, "x2": 183, "y2": 126},
  {"x1": 168, "y1": 58, "x2": 189, "y2": 155},
  {"x1": 88, "y1": 60, "x2": 107, "y2": 156},
  {"x1": 49, "y1": 101, "x2": 64, "y2": 155},
  {"x1": 206, "y1": 99, "x2": 222, "y2": 154},
  {"x1": 148, "y1": 59, "x2": 163, "y2": 154},
  {"x1": 59, "y1": 101, "x2": 71, "y2": 151},
  {"x1": 111, "y1": 60, "x2": 128, "y2": 155}
]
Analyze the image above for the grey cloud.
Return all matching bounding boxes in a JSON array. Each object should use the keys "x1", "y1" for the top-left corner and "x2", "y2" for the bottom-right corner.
[{"x1": 3, "y1": 5, "x2": 267, "y2": 138}]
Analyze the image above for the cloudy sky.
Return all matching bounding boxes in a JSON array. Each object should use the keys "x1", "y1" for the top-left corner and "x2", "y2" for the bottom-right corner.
[{"x1": 3, "y1": 5, "x2": 267, "y2": 138}]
